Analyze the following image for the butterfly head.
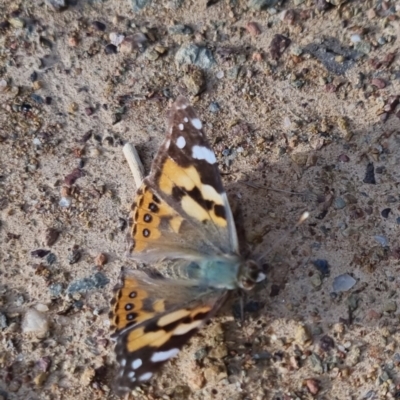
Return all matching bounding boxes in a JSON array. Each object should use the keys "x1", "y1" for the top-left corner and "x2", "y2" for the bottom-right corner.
[{"x1": 237, "y1": 259, "x2": 266, "y2": 290}]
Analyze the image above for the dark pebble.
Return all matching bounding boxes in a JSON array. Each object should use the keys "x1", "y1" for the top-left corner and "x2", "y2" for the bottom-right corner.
[
  {"x1": 30, "y1": 71, "x2": 38, "y2": 82},
  {"x1": 319, "y1": 335, "x2": 335, "y2": 351},
  {"x1": 92, "y1": 21, "x2": 106, "y2": 31},
  {"x1": 36, "y1": 357, "x2": 52, "y2": 372},
  {"x1": 64, "y1": 168, "x2": 84, "y2": 186},
  {"x1": 46, "y1": 253, "x2": 57, "y2": 265},
  {"x1": 45, "y1": 97, "x2": 52, "y2": 105},
  {"x1": 363, "y1": 162, "x2": 376, "y2": 184},
  {"x1": 338, "y1": 154, "x2": 350, "y2": 162},
  {"x1": 112, "y1": 113, "x2": 122, "y2": 125},
  {"x1": 39, "y1": 36, "x2": 53, "y2": 49},
  {"x1": 315, "y1": 0, "x2": 331, "y2": 11},
  {"x1": 0, "y1": 21, "x2": 10, "y2": 31},
  {"x1": 387, "y1": 195, "x2": 397, "y2": 203},
  {"x1": 31, "y1": 249, "x2": 50, "y2": 258},
  {"x1": 118, "y1": 218, "x2": 127, "y2": 231},
  {"x1": 105, "y1": 44, "x2": 118, "y2": 54},
  {"x1": 381, "y1": 208, "x2": 391, "y2": 218},
  {"x1": 312, "y1": 259, "x2": 330, "y2": 276},
  {"x1": 375, "y1": 166, "x2": 385, "y2": 174},
  {"x1": 79, "y1": 130, "x2": 93, "y2": 143},
  {"x1": 396, "y1": 217, "x2": 400, "y2": 225},
  {"x1": 45, "y1": 228, "x2": 59, "y2": 246},
  {"x1": 21, "y1": 104, "x2": 32, "y2": 113},
  {"x1": 270, "y1": 284, "x2": 281, "y2": 297},
  {"x1": 68, "y1": 246, "x2": 81, "y2": 264},
  {"x1": 85, "y1": 107, "x2": 94, "y2": 116},
  {"x1": 270, "y1": 34, "x2": 291, "y2": 60}
]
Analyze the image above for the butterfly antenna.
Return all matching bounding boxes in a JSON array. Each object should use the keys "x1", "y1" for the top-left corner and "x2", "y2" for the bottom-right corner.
[{"x1": 256, "y1": 211, "x2": 310, "y2": 263}]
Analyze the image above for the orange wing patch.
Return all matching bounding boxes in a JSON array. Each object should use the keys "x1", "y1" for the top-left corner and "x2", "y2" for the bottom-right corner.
[
  {"x1": 158, "y1": 157, "x2": 227, "y2": 227},
  {"x1": 129, "y1": 184, "x2": 184, "y2": 252},
  {"x1": 125, "y1": 305, "x2": 211, "y2": 352},
  {"x1": 109, "y1": 275, "x2": 165, "y2": 332}
]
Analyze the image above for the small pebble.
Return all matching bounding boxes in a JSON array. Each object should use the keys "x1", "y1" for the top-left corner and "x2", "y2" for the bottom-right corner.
[
  {"x1": 92, "y1": 21, "x2": 106, "y2": 31},
  {"x1": 295, "y1": 324, "x2": 311, "y2": 345},
  {"x1": 350, "y1": 34, "x2": 362, "y2": 43},
  {"x1": 59, "y1": 197, "x2": 72, "y2": 208},
  {"x1": 333, "y1": 197, "x2": 346, "y2": 210},
  {"x1": 209, "y1": 102, "x2": 220, "y2": 113},
  {"x1": 306, "y1": 379, "x2": 320, "y2": 395},
  {"x1": 338, "y1": 154, "x2": 350, "y2": 162},
  {"x1": 68, "y1": 36, "x2": 79, "y2": 47},
  {"x1": 216, "y1": 70, "x2": 224, "y2": 79},
  {"x1": 22, "y1": 309, "x2": 49, "y2": 337},
  {"x1": 363, "y1": 162, "x2": 376, "y2": 184},
  {"x1": 332, "y1": 273, "x2": 356, "y2": 292},
  {"x1": 95, "y1": 253, "x2": 108, "y2": 267},
  {"x1": 31, "y1": 249, "x2": 50, "y2": 258},
  {"x1": 0, "y1": 313, "x2": 8, "y2": 329},
  {"x1": 109, "y1": 32, "x2": 125, "y2": 47},
  {"x1": 371, "y1": 78, "x2": 386, "y2": 89},
  {"x1": 45, "y1": 228, "x2": 59, "y2": 246},
  {"x1": 49, "y1": 283, "x2": 63, "y2": 298},
  {"x1": 104, "y1": 44, "x2": 118, "y2": 55},
  {"x1": 383, "y1": 301, "x2": 397, "y2": 313},
  {"x1": 312, "y1": 259, "x2": 330, "y2": 276},
  {"x1": 319, "y1": 335, "x2": 334, "y2": 352},
  {"x1": 175, "y1": 44, "x2": 216, "y2": 69},
  {"x1": 68, "y1": 246, "x2": 81, "y2": 264},
  {"x1": 381, "y1": 208, "x2": 391, "y2": 218},
  {"x1": 374, "y1": 235, "x2": 389, "y2": 247},
  {"x1": 246, "y1": 22, "x2": 261, "y2": 36},
  {"x1": 248, "y1": 0, "x2": 278, "y2": 10},
  {"x1": 67, "y1": 272, "x2": 110, "y2": 294}
]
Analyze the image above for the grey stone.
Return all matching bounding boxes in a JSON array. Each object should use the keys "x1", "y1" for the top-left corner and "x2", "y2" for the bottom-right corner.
[
  {"x1": 131, "y1": 0, "x2": 151, "y2": 11},
  {"x1": 248, "y1": 0, "x2": 278, "y2": 10},
  {"x1": 67, "y1": 272, "x2": 110, "y2": 294},
  {"x1": 175, "y1": 44, "x2": 216, "y2": 69}
]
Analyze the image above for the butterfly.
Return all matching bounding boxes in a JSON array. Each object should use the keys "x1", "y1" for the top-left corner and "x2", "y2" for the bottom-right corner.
[{"x1": 109, "y1": 96, "x2": 266, "y2": 394}]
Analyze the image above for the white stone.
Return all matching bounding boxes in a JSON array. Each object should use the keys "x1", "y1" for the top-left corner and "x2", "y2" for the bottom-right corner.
[{"x1": 22, "y1": 308, "x2": 49, "y2": 337}]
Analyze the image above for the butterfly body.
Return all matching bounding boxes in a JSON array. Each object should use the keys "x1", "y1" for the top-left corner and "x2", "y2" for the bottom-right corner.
[{"x1": 110, "y1": 96, "x2": 265, "y2": 394}]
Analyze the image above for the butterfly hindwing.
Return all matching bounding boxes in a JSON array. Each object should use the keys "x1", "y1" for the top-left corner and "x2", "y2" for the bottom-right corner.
[{"x1": 109, "y1": 269, "x2": 226, "y2": 393}]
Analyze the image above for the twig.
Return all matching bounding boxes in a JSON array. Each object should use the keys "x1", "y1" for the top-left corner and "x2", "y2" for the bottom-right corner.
[{"x1": 123, "y1": 143, "x2": 145, "y2": 188}]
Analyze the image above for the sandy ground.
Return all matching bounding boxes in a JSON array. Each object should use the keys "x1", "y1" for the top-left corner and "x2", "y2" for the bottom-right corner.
[{"x1": 1, "y1": 0, "x2": 400, "y2": 399}]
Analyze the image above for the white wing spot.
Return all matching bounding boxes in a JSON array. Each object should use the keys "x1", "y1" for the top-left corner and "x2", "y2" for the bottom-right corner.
[
  {"x1": 132, "y1": 359, "x2": 142, "y2": 370},
  {"x1": 151, "y1": 348, "x2": 180, "y2": 363},
  {"x1": 178, "y1": 123, "x2": 184, "y2": 131},
  {"x1": 138, "y1": 372, "x2": 153, "y2": 381},
  {"x1": 165, "y1": 139, "x2": 171, "y2": 149},
  {"x1": 184, "y1": 117, "x2": 188, "y2": 122},
  {"x1": 191, "y1": 118, "x2": 202, "y2": 130},
  {"x1": 128, "y1": 371, "x2": 136, "y2": 380},
  {"x1": 120, "y1": 359, "x2": 126, "y2": 367},
  {"x1": 176, "y1": 136, "x2": 186, "y2": 149},
  {"x1": 192, "y1": 145, "x2": 216, "y2": 164}
]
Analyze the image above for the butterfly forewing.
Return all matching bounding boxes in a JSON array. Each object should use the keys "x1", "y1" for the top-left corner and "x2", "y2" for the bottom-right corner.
[{"x1": 128, "y1": 96, "x2": 239, "y2": 263}]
